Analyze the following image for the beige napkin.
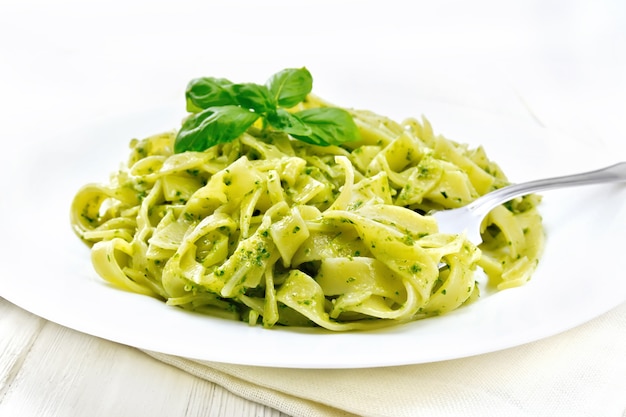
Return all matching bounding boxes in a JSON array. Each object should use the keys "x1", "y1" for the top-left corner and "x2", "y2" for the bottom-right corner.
[{"x1": 145, "y1": 302, "x2": 626, "y2": 417}]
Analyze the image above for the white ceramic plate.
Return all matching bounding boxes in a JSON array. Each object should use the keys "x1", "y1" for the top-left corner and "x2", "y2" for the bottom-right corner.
[{"x1": 1, "y1": 101, "x2": 625, "y2": 369}]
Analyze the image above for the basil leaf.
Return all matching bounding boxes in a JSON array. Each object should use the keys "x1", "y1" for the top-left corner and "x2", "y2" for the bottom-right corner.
[
  {"x1": 174, "y1": 105, "x2": 259, "y2": 153},
  {"x1": 266, "y1": 109, "x2": 312, "y2": 137},
  {"x1": 230, "y1": 83, "x2": 275, "y2": 114},
  {"x1": 266, "y1": 67, "x2": 313, "y2": 108},
  {"x1": 185, "y1": 77, "x2": 237, "y2": 112},
  {"x1": 291, "y1": 107, "x2": 360, "y2": 146},
  {"x1": 176, "y1": 68, "x2": 359, "y2": 153}
]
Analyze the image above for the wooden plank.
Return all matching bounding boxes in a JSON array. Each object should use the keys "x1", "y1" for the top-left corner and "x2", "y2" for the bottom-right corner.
[
  {"x1": 0, "y1": 298, "x2": 46, "y2": 402},
  {"x1": 0, "y1": 300, "x2": 288, "y2": 416}
]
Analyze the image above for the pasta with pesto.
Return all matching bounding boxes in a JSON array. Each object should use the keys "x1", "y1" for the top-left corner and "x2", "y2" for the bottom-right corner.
[{"x1": 71, "y1": 95, "x2": 544, "y2": 330}]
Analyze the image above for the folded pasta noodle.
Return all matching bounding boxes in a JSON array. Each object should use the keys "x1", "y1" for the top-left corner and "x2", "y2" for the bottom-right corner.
[{"x1": 71, "y1": 96, "x2": 544, "y2": 330}]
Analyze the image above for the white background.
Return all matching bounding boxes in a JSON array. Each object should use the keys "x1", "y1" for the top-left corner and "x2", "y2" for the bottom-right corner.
[{"x1": 1, "y1": 0, "x2": 624, "y2": 152}]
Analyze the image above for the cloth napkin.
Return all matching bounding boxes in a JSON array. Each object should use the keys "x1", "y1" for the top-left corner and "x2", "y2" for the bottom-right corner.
[{"x1": 145, "y1": 302, "x2": 626, "y2": 417}]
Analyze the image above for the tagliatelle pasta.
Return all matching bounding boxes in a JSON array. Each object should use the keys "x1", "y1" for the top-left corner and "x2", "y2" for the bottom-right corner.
[{"x1": 70, "y1": 95, "x2": 544, "y2": 330}]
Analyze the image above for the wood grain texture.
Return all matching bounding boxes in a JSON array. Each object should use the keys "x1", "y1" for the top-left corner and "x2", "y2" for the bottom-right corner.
[{"x1": 0, "y1": 299, "x2": 289, "y2": 417}]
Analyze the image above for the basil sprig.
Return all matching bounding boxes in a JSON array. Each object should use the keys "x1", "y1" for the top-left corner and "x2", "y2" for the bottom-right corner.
[{"x1": 174, "y1": 67, "x2": 360, "y2": 153}]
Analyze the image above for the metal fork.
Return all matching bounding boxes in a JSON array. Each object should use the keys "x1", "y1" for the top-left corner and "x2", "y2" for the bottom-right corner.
[{"x1": 430, "y1": 162, "x2": 626, "y2": 245}]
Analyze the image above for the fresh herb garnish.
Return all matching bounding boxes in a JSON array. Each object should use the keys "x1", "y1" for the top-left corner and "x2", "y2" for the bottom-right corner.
[{"x1": 174, "y1": 67, "x2": 360, "y2": 153}]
